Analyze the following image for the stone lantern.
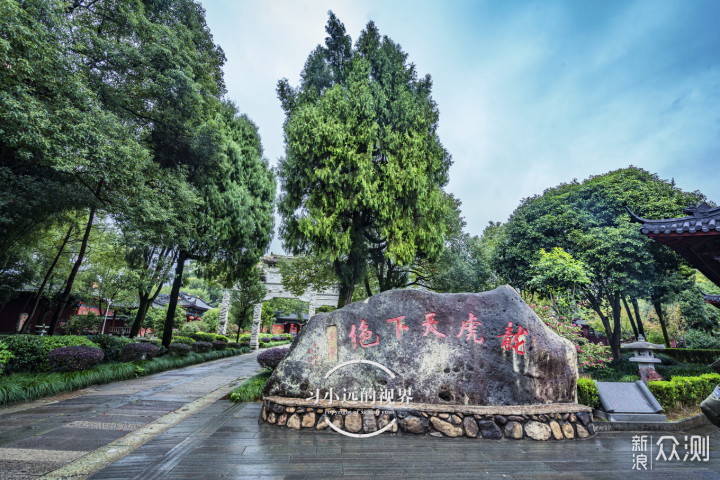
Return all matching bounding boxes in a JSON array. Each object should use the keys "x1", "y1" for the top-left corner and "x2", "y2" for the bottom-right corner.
[{"x1": 621, "y1": 335, "x2": 665, "y2": 383}]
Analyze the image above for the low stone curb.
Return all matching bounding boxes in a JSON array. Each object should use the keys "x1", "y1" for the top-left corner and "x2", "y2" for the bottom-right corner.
[
  {"x1": 261, "y1": 397, "x2": 595, "y2": 440},
  {"x1": 592, "y1": 411, "x2": 710, "y2": 432}
]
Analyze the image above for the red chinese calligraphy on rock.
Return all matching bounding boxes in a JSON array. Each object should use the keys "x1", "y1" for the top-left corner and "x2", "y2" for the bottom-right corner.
[
  {"x1": 498, "y1": 321, "x2": 528, "y2": 354},
  {"x1": 349, "y1": 319, "x2": 380, "y2": 349},
  {"x1": 456, "y1": 313, "x2": 484, "y2": 344},
  {"x1": 422, "y1": 312, "x2": 446, "y2": 338},
  {"x1": 387, "y1": 315, "x2": 409, "y2": 339}
]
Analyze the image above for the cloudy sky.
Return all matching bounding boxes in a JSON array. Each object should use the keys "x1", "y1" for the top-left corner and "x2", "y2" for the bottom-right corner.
[{"x1": 200, "y1": 0, "x2": 720, "y2": 254}]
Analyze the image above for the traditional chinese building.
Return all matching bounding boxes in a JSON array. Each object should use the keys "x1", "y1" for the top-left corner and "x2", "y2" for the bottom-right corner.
[
  {"x1": 271, "y1": 313, "x2": 308, "y2": 335},
  {"x1": 627, "y1": 202, "x2": 720, "y2": 303},
  {"x1": 700, "y1": 290, "x2": 720, "y2": 310},
  {"x1": 152, "y1": 292, "x2": 214, "y2": 321}
]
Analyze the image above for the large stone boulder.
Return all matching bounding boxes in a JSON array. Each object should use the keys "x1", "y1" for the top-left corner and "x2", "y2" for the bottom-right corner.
[{"x1": 264, "y1": 286, "x2": 577, "y2": 405}]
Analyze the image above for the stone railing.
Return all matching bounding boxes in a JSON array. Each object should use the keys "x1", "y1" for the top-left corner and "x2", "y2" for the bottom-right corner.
[{"x1": 261, "y1": 396, "x2": 594, "y2": 440}]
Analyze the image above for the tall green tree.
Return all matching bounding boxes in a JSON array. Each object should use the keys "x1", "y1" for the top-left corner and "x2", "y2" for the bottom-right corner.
[
  {"x1": 277, "y1": 13, "x2": 452, "y2": 306},
  {"x1": 160, "y1": 104, "x2": 275, "y2": 347},
  {"x1": 495, "y1": 167, "x2": 706, "y2": 358}
]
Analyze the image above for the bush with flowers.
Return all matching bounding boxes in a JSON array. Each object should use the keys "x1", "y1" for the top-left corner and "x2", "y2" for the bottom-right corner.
[{"x1": 531, "y1": 302, "x2": 612, "y2": 370}]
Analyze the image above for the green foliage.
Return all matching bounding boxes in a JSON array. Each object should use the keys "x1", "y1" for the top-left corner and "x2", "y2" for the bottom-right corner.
[
  {"x1": 146, "y1": 305, "x2": 185, "y2": 337},
  {"x1": 3, "y1": 335, "x2": 98, "y2": 372},
  {"x1": 229, "y1": 369, "x2": 272, "y2": 403},
  {"x1": 647, "y1": 373, "x2": 720, "y2": 412},
  {"x1": 494, "y1": 167, "x2": 707, "y2": 358},
  {"x1": 317, "y1": 305, "x2": 336, "y2": 313},
  {"x1": 0, "y1": 348, "x2": 244, "y2": 406},
  {"x1": 190, "y1": 332, "x2": 229, "y2": 343},
  {"x1": 277, "y1": 13, "x2": 452, "y2": 305},
  {"x1": 683, "y1": 330, "x2": 720, "y2": 350},
  {"x1": 178, "y1": 321, "x2": 202, "y2": 337},
  {"x1": 84, "y1": 335, "x2": 134, "y2": 363},
  {"x1": 201, "y1": 308, "x2": 220, "y2": 332},
  {"x1": 64, "y1": 313, "x2": 103, "y2": 335},
  {"x1": 577, "y1": 378, "x2": 600, "y2": 408},
  {"x1": 171, "y1": 336, "x2": 197, "y2": 345},
  {"x1": 0, "y1": 341, "x2": 15, "y2": 372},
  {"x1": 660, "y1": 348, "x2": 720, "y2": 365},
  {"x1": 647, "y1": 381, "x2": 678, "y2": 411},
  {"x1": 532, "y1": 304, "x2": 612, "y2": 369}
]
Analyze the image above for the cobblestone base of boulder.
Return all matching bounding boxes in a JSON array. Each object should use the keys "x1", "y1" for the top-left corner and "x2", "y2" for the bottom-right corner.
[{"x1": 260, "y1": 397, "x2": 595, "y2": 440}]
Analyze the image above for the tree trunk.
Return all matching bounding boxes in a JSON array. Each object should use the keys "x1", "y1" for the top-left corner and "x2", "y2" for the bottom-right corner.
[
  {"x1": 162, "y1": 251, "x2": 188, "y2": 348},
  {"x1": 128, "y1": 248, "x2": 175, "y2": 338},
  {"x1": 24, "y1": 226, "x2": 74, "y2": 333},
  {"x1": 587, "y1": 292, "x2": 619, "y2": 359},
  {"x1": 653, "y1": 301, "x2": 671, "y2": 348},
  {"x1": 47, "y1": 183, "x2": 101, "y2": 335},
  {"x1": 609, "y1": 292, "x2": 623, "y2": 360},
  {"x1": 130, "y1": 295, "x2": 152, "y2": 338},
  {"x1": 217, "y1": 288, "x2": 231, "y2": 335},
  {"x1": 621, "y1": 294, "x2": 638, "y2": 339},
  {"x1": 364, "y1": 275, "x2": 373, "y2": 298},
  {"x1": 631, "y1": 298, "x2": 645, "y2": 337}
]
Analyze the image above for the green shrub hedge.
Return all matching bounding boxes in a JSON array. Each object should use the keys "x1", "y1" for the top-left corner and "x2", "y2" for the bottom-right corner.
[
  {"x1": 648, "y1": 373, "x2": 720, "y2": 411},
  {"x1": 577, "y1": 378, "x2": 600, "y2": 408},
  {"x1": 171, "y1": 335, "x2": 196, "y2": 345},
  {"x1": 85, "y1": 335, "x2": 134, "y2": 362},
  {"x1": 659, "y1": 348, "x2": 720, "y2": 365},
  {"x1": 3, "y1": 335, "x2": 99, "y2": 372},
  {"x1": 190, "y1": 332, "x2": 229, "y2": 343}
]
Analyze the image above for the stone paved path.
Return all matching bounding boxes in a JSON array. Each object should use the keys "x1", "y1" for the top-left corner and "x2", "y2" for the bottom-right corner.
[
  {"x1": 2, "y1": 351, "x2": 720, "y2": 480},
  {"x1": 0, "y1": 351, "x2": 261, "y2": 480},
  {"x1": 86, "y1": 401, "x2": 720, "y2": 480}
]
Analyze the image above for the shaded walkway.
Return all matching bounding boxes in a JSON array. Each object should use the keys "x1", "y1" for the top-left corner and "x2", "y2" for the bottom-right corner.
[{"x1": 0, "y1": 351, "x2": 261, "y2": 479}]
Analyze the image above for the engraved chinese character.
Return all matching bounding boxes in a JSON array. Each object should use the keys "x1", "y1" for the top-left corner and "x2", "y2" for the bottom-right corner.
[
  {"x1": 349, "y1": 319, "x2": 380, "y2": 349},
  {"x1": 422, "y1": 312, "x2": 446, "y2": 338},
  {"x1": 457, "y1": 313, "x2": 484, "y2": 344},
  {"x1": 387, "y1": 315, "x2": 409, "y2": 339},
  {"x1": 498, "y1": 321, "x2": 528, "y2": 354}
]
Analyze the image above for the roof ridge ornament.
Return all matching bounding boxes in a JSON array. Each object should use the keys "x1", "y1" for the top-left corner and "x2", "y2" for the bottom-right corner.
[{"x1": 683, "y1": 201, "x2": 712, "y2": 217}]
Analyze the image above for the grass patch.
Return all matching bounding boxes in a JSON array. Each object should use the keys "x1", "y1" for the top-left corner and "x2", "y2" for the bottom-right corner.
[
  {"x1": 229, "y1": 369, "x2": 272, "y2": 403},
  {"x1": 259, "y1": 340, "x2": 292, "y2": 348},
  {"x1": 0, "y1": 348, "x2": 248, "y2": 406}
]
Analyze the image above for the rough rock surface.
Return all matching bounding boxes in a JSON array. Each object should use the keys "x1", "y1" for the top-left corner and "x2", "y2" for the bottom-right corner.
[
  {"x1": 430, "y1": 417, "x2": 463, "y2": 437},
  {"x1": 524, "y1": 421, "x2": 551, "y2": 441},
  {"x1": 264, "y1": 286, "x2": 577, "y2": 405},
  {"x1": 505, "y1": 421, "x2": 523, "y2": 439},
  {"x1": 463, "y1": 417, "x2": 479, "y2": 438}
]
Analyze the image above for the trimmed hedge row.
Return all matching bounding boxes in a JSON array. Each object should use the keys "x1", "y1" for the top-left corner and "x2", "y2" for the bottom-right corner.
[
  {"x1": 576, "y1": 374, "x2": 720, "y2": 413},
  {"x1": 652, "y1": 348, "x2": 720, "y2": 365},
  {"x1": 647, "y1": 373, "x2": 720, "y2": 412},
  {"x1": 1, "y1": 335, "x2": 99, "y2": 372}
]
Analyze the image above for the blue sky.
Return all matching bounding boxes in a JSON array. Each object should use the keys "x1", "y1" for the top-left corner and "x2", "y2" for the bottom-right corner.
[{"x1": 200, "y1": 0, "x2": 720, "y2": 254}]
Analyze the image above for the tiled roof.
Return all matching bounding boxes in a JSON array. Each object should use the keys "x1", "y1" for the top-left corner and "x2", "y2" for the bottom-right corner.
[
  {"x1": 152, "y1": 292, "x2": 213, "y2": 311},
  {"x1": 626, "y1": 202, "x2": 720, "y2": 235}
]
